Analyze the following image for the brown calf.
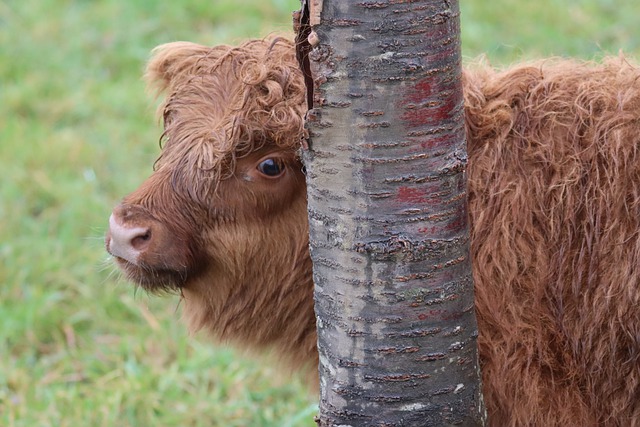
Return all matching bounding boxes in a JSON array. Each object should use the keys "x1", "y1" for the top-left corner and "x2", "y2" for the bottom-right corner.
[{"x1": 105, "y1": 37, "x2": 640, "y2": 426}]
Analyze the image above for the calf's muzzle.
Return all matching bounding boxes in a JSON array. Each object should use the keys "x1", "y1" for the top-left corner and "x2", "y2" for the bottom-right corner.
[
  {"x1": 107, "y1": 213, "x2": 151, "y2": 264},
  {"x1": 105, "y1": 204, "x2": 155, "y2": 265},
  {"x1": 105, "y1": 203, "x2": 197, "y2": 291}
]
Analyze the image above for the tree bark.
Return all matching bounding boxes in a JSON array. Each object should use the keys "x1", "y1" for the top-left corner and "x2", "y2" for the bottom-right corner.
[{"x1": 296, "y1": 1, "x2": 485, "y2": 425}]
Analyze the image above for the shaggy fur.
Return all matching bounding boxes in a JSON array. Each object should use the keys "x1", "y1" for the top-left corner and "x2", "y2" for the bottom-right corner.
[
  {"x1": 106, "y1": 37, "x2": 640, "y2": 426},
  {"x1": 465, "y1": 56, "x2": 640, "y2": 426}
]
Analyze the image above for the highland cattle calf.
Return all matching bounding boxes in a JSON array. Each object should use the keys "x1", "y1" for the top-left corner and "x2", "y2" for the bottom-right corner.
[{"x1": 105, "y1": 37, "x2": 640, "y2": 426}]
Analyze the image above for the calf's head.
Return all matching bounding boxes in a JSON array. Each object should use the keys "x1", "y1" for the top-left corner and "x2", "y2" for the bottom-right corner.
[{"x1": 106, "y1": 39, "x2": 315, "y2": 353}]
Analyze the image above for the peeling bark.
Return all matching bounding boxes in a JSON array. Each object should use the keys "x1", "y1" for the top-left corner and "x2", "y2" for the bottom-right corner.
[{"x1": 296, "y1": 1, "x2": 484, "y2": 425}]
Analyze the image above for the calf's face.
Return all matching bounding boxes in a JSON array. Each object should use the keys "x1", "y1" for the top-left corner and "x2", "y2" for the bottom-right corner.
[
  {"x1": 105, "y1": 39, "x2": 308, "y2": 301},
  {"x1": 106, "y1": 148, "x2": 306, "y2": 293}
]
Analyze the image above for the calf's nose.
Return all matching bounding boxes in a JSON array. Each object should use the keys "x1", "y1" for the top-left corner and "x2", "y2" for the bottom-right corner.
[{"x1": 107, "y1": 213, "x2": 152, "y2": 264}]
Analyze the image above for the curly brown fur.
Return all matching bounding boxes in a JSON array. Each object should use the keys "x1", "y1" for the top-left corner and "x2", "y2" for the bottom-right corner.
[
  {"x1": 107, "y1": 37, "x2": 640, "y2": 426},
  {"x1": 146, "y1": 38, "x2": 306, "y2": 194}
]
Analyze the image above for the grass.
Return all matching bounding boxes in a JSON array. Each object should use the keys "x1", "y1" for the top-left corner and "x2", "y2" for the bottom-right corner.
[{"x1": 1, "y1": 0, "x2": 638, "y2": 425}]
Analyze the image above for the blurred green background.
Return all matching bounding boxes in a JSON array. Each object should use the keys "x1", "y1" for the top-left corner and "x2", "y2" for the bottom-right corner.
[{"x1": 0, "y1": 0, "x2": 637, "y2": 426}]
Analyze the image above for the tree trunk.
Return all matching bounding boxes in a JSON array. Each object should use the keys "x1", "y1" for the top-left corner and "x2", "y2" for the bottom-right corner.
[{"x1": 296, "y1": 0, "x2": 485, "y2": 425}]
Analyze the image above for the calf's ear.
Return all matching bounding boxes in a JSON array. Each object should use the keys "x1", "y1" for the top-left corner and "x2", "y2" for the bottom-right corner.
[{"x1": 145, "y1": 41, "x2": 212, "y2": 95}]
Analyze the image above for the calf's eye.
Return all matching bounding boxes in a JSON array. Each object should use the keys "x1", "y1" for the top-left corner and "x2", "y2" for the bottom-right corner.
[{"x1": 257, "y1": 158, "x2": 285, "y2": 177}]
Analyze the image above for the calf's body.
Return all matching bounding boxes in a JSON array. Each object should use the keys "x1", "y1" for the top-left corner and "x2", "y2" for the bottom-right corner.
[{"x1": 105, "y1": 38, "x2": 640, "y2": 426}]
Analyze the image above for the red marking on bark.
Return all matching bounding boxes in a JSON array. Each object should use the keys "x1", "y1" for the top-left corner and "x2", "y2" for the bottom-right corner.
[
  {"x1": 418, "y1": 204, "x2": 467, "y2": 236},
  {"x1": 444, "y1": 212, "x2": 466, "y2": 232},
  {"x1": 408, "y1": 79, "x2": 434, "y2": 103},
  {"x1": 419, "y1": 135, "x2": 452, "y2": 150},
  {"x1": 396, "y1": 186, "x2": 428, "y2": 204},
  {"x1": 418, "y1": 226, "x2": 435, "y2": 234},
  {"x1": 417, "y1": 220, "x2": 460, "y2": 236},
  {"x1": 401, "y1": 97, "x2": 458, "y2": 128},
  {"x1": 399, "y1": 74, "x2": 461, "y2": 128},
  {"x1": 418, "y1": 309, "x2": 444, "y2": 320}
]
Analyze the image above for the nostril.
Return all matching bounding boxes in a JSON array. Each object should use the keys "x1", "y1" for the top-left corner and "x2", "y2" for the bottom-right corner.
[
  {"x1": 108, "y1": 213, "x2": 154, "y2": 264},
  {"x1": 131, "y1": 230, "x2": 152, "y2": 250}
]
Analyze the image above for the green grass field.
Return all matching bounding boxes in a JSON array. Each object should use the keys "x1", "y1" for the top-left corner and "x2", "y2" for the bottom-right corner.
[{"x1": 1, "y1": 1, "x2": 637, "y2": 425}]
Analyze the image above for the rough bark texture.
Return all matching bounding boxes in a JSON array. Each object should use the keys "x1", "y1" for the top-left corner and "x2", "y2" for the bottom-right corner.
[{"x1": 297, "y1": 1, "x2": 484, "y2": 425}]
